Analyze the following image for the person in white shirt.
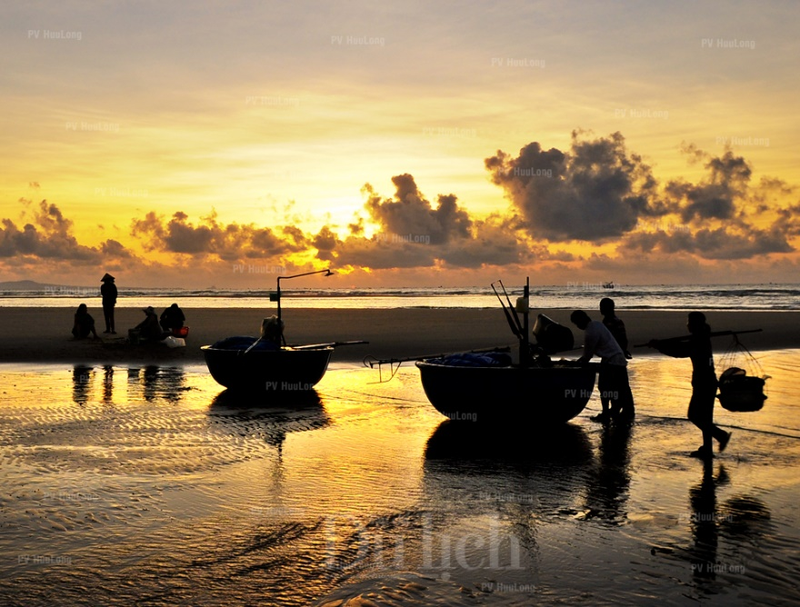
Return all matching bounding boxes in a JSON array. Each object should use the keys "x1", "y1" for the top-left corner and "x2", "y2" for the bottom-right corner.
[{"x1": 570, "y1": 310, "x2": 635, "y2": 422}]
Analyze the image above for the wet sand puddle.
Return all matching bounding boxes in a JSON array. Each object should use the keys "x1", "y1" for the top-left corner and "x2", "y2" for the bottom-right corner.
[{"x1": 0, "y1": 352, "x2": 799, "y2": 606}]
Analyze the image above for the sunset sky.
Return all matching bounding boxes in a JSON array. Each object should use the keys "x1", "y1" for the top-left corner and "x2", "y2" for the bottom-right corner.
[{"x1": 2, "y1": 0, "x2": 799, "y2": 288}]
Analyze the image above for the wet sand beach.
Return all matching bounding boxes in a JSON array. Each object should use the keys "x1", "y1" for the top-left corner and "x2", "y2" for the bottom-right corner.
[
  {"x1": 1, "y1": 307, "x2": 798, "y2": 364},
  {"x1": 1, "y1": 346, "x2": 799, "y2": 605}
]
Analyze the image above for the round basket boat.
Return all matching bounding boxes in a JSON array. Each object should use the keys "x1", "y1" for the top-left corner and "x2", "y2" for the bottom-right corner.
[
  {"x1": 202, "y1": 345, "x2": 333, "y2": 392},
  {"x1": 416, "y1": 360, "x2": 597, "y2": 425}
]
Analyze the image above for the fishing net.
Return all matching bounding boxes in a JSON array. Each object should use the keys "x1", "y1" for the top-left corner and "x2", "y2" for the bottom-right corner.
[{"x1": 716, "y1": 335, "x2": 769, "y2": 412}]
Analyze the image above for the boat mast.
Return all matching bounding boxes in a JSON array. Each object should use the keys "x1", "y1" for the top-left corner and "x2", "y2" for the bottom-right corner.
[
  {"x1": 520, "y1": 277, "x2": 531, "y2": 368},
  {"x1": 274, "y1": 268, "x2": 334, "y2": 324}
]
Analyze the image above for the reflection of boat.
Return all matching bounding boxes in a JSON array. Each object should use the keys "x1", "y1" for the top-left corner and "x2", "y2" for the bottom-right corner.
[
  {"x1": 416, "y1": 360, "x2": 597, "y2": 424},
  {"x1": 210, "y1": 386, "x2": 326, "y2": 409},
  {"x1": 423, "y1": 421, "x2": 594, "y2": 517},
  {"x1": 208, "y1": 389, "x2": 329, "y2": 448},
  {"x1": 202, "y1": 268, "x2": 364, "y2": 392},
  {"x1": 425, "y1": 419, "x2": 593, "y2": 464},
  {"x1": 413, "y1": 278, "x2": 596, "y2": 424}
]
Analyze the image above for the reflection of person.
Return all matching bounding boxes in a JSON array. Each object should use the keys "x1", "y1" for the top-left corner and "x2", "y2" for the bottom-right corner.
[
  {"x1": 72, "y1": 303, "x2": 98, "y2": 339},
  {"x1": 72, "y1": 365, "x2": 93, "y2": 405},
  {"x1": 159, "y1": 303, "x2": 185, "y2": 332},
  {"x1": 571, "y1": 310, "x2": 635, "y2": 422},
  {"x1": 100, "y1": 273, "x2": 117, "y2": 334},
  {"x1": 596, "y1": 298, "x2": 632, "y2": 422},
  {"x1": 584, "y1": 421, "x2": 632, "y2": 523},
  {"x1": 688, "y1": 460, "x2": 726, "y2": 583},
  {"x1": 648, "y1": 312, "x2": 731, "y2": 459},
  {"x1": 134, "y1": 306, "x2": 164, "y2": 342}
]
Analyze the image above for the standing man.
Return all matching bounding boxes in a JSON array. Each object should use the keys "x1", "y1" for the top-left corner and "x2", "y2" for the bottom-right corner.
[
  {"x1": 570, "y1": 310, "x2": 635, "y2": 423},
  {"x1": 100, "y1": 273, "x2": 117, "y2": 334},
  {"x1": 596, "y1": 297, "x2": 632, "y2": 422}
]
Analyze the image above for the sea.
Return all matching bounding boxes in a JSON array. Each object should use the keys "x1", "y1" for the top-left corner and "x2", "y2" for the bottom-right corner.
[{"x1": 2, "y1": 283, "x2": 800, "y2": 311}]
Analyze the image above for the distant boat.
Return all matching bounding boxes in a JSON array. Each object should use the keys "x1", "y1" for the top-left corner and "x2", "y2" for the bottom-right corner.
[
  {"x1": 202, "y1": 269, "x2": 364, "y2": 393},
  {"x1": 603, "y1": 281, "x2": 615, "y2": 289}
]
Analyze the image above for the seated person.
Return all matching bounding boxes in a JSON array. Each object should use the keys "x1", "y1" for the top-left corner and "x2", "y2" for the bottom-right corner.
[
  {"x1": 261, "y1": 315, "x2": 284, "y2": 346},
  {"x1": 72, "y1": 303, "x2": 98, "y2": 339},
  {"x1": 134, "y1": 306, "x2": 166, "y2": 342},
  {"x1": 159, "y1": 303, "x2": 186, "y2": 333}
]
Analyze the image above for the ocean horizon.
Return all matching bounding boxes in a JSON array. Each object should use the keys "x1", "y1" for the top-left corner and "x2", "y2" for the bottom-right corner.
[{"x1": 2, "y1": 282, "x2": 800, "y2": 311}]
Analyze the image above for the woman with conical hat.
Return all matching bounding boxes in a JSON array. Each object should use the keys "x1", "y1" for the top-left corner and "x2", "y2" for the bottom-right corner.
[{"x1": 100, "y1": 273, "x2": 117, "y2": 334}]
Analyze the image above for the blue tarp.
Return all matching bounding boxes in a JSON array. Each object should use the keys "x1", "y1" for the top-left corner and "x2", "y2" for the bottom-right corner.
[{"x1": 428, "y1": 352, "x2": 512, "y2": 367}]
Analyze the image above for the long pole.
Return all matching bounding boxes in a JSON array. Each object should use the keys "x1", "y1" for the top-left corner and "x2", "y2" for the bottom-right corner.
[
  {"x1": 521, "y1": 277, "x2": 530, "y2": 368},
  {"x1": 634, "y1": 328, "x2": 762, "y2": 348}
]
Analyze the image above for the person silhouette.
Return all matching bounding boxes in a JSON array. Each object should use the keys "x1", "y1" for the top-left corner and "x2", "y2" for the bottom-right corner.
[
  {"x1": 100, "y1": 273, "x2": 117, "y2": 334},
  {"x1": 594, "y1": 297, "x2": 632, "y2": 422},
  {"x1": 648, "y1": 312, "x2": 731, "y2": 459},
  {"x1": 159, "y1": 303, "x2": 186, "y2": 333},
  {"x1": 571, "y1": 310, "x2": 636, "y2": 423},
  {"x1": 71, "y1": 303, "x2": 98, "y2": 339}
]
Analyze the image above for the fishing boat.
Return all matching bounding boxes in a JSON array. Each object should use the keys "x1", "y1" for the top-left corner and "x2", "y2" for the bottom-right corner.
[
  {"x1": 415, "y1": 358, "x2": 597, "y2": 424},
  {"x1": 202, "y1": 268, "x2": 365, "y2": 392},
  {"x1": 368, "y1": 278, "x2": 598, "y2": 424},
  {"x1": 202, "y1": 342, "x2": 334, "y2": 392},
  {"x1": 419, "y1": 279, "x2": 597, "y2": 423}
]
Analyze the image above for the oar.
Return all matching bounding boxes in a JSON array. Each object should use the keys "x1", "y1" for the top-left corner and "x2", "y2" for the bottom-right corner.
[
  {"x1": 243, "y1": 336, "x2": 263, "y2": 354},
  {"x1": 634, "y1": 328, "x2": 762, "y2": 348},
  {"x1": 290, "y1": 340, "x2": 369, "y2": 350},
  {"x1": 491, "y1": 282, "x2": 522, "y2": 339},
  {"x1": 498, "y1": 279, "x2": 525, "y2": 336}
]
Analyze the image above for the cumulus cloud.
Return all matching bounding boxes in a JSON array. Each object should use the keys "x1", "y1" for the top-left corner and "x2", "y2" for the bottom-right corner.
[
  {"x1": 665, "y1": 145, "x2": 751, "y2": 224},
  {"x1": 621, "y1": 224, "x2": 793, "y2": 260},
  {"x1": 486, "y1": 130, "x2": 669, "y2": 242},
  {"x1": 485, "y1": 132, "x2": 800, "y2": 268},
  {"x1": 363, "y1": 174, "x2": 472, "y2": 245},
  {"x1": 0, "y1": 200, "x2": 128, "y2": 261},
  {"x1": 130, "y1": 210, "x2": 306, "y2": 260},
  {"x1": 316, "y1": 175, "x2": 528, "y2": 270},
  {"x1": 3, "y1": 137, "x2": 799, "y2": 286}
]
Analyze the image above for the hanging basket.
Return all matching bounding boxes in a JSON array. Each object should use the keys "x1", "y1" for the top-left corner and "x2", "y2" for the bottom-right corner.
[
  {"x1": 717, "y1": 367, "x2": 766, "y2": 412},
  {"x1": 716, "y1": 336, "x2": 769, "y2": 412}
]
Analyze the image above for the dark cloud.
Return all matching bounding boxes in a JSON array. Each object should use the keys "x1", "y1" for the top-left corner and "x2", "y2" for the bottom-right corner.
[
  {"x1": 0, "y1": 200, "x2": 129, "y2": 262},
  {"x1": 437, "y1": 216, "x2": 526, "y2": 268},
  {"x1": 775, "y1": 203, "x2": 800, "y2": 237},
  {"x1": 100, "y1": 239, "x2": 134, "y2": 259},
  {"x1": 485, "y1": 131, "x2": 668, "y2": 242},
  {"x1": 363, "y1": 174, "x2": 472, "y2": 245},
  {"x1": 312, "y1": 226, "x2": 338, "y2": 261},
  {"x1": 131, "y1": 210, "x2": 304, "y2": 260},
  {"x1": 330, "y1": 236, "x2": 439, "y2": 270},
  {"x1": 315, "y1": 176, "x2": 528, "y2": 270},
  {"x1": 621, "y1": 224, "x2": 793, "y2": 260},
  {"x1": 665, "y1": 146, "x2": 751, "y2": 223}
]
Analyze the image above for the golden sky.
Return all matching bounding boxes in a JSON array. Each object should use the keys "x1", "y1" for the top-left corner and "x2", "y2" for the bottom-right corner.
[{"x1": 2, "y1": 1, "x2": 799, "y2": 287}]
